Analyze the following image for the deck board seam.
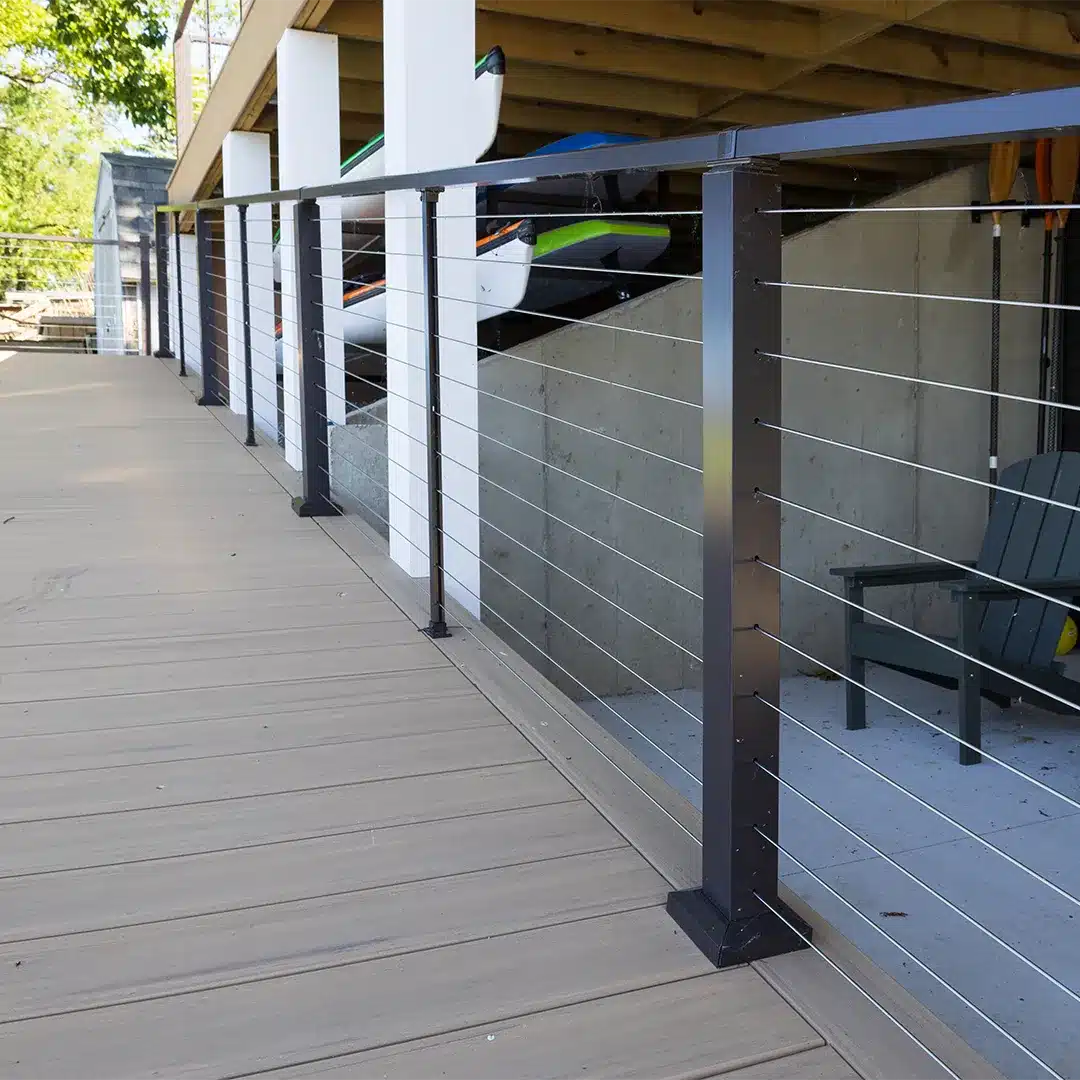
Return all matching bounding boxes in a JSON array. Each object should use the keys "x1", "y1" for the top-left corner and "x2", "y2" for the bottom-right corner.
[
  {"x1": 0, "y1": 655, "x2": 454, "y2": 708},
  {"x1": 221, "y1": 969, "x2": 727, "y2": 1080},
  {"x1": 0, "y1": 901, "x2": 670, "y2": 1028},
  {"x1": 0, "y1": 755, "x2": 546, "y2": 829},
  {"x1": 0, "y1": 688, "x2": 481, "y2": 741},
  {"x1": 0, "y1": 791, "x2": 587, "y2": 881},
  {"x1": 0, "y1": 843, "x2": 638, "y2": 946},
  {"x1": 0, "y1": 718, "x2": 509, "y2": 779},
  {"x1": 0, "y1": 614, "x2": 406, "y2": 655}
]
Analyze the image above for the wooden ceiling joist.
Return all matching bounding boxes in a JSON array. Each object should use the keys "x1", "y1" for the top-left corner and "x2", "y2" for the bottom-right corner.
[{"x1": 183, "y1": 0, "x2": 1080, "y2": 205}]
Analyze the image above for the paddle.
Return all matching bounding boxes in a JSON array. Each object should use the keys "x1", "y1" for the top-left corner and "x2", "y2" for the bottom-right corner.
[
  {"x1": 1046, "y1": 136, "x2": 1080, "y2": 451},
  {"x1": 988, "y1": 141, "x2": 1021, "y2": 500}
]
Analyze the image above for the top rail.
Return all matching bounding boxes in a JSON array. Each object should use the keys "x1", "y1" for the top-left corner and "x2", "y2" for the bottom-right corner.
[
  {"x1": 157, "y1": 84, "x2": 1080, "y2": 214},
  {"x1": 0, "y1": 232, "x2": 118, "y2": 246}
]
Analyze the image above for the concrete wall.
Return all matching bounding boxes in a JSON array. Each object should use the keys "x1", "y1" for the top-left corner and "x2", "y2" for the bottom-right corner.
[
  {"x1": 478, "y1": 164, "x2": 1046, "y2": 696},
  {"x1": 330, "y1": 402, "x2": 391, "y2": 538},
  {"x1": 324, "y1": 165, "x2": 1046, "y2": 698}
]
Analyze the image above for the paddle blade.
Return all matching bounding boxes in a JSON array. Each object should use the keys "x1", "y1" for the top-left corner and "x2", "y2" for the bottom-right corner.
[
  {"x1": 1037, "y1": 138, "x2": 1053, "y2": 231},
  {"x1": 1051, "y1": 135, "x2": 1080, "y2": 228},
  {"x1": 989, "y1": 140, "x2": 1021, "y2": 224}
]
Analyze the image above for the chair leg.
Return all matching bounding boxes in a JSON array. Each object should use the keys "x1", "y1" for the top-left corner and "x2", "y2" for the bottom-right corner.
[
  {"x1": 957, "y1": 593, "x2": 982, "y2": 765},
  {"x1": 844, "y1": 581, "x2": 867, "y2": 730}
]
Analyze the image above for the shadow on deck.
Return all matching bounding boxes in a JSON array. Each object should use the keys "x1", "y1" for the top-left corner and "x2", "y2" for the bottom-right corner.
[{"x1": 0, "y1": 351, "x2": 981, "y2": 1078}]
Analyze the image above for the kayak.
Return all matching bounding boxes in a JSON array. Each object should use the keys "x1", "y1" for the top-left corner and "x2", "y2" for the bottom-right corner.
[
  {"x1": 275, "y1": 218, "x2": 534, "y2": 365},
  {"x1": 273, "y1": 47, "x2": 504, "y2": 281},
  {"x1": 480, "y1": 132, "x2": 654, "y2": 213},
  {"x1": 522, "y1": 219, "x2": 671, "y2": 310}
]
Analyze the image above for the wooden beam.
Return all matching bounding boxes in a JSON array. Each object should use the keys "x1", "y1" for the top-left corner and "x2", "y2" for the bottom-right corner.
[
  {"x1": 692, "y1": 2, "x2": 947, "y2": 129},
  {"x1": 342, "y1": 48, "x2": 704, "y2": 121},
  {"x1": 325, "y1": 5, "x2": 789, "y2": 92},
  {"x1": 475, "y1": 1, "x2": 832, "y2": 60},
  {"x1": 498, "y1": 99, "x2": 674, "y2": 138},
  {"x1": 332, "y1": 3, "x2": 1068, "y2": 120},
  {"x1": 506, "y1": 64, "x2": 701, "y2": 119},
  {"x1": 837, "y1": 27, "x2": 1080, "y2": 91},
  {"x1": 340, "y1": 32, "x2": 961, "y2": 118},
  {"x1": 805, "y1": 1, "x2": 1080, "y2": 59},
  {"x1": 465, "y1": 1, "x2": 1080, "y2": 94}
]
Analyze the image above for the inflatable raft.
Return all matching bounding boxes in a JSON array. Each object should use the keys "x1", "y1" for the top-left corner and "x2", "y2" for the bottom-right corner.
[{"x1": 275, "y1": 218, "x2": 534, "y2": 365}]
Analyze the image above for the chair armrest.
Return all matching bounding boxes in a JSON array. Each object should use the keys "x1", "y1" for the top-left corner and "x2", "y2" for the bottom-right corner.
[
  {"x1": 830, "y1": 561, "x2": 973, "y2": 587},
  {"x1": 949, "y1": 577, "x2": 1080, "y2": 600}
]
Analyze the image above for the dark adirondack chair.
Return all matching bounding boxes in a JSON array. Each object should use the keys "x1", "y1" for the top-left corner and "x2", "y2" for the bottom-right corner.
[{"x1": 831, "y1": 451, "x2": 1080, "y2": 764}]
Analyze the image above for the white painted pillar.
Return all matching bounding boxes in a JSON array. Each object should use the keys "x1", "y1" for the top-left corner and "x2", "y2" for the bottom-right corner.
[
  {"x1": 276, "y1": 28, "x2": 345, "y2": 472},
  {"x1": 222, "y1": 131, "x2": 277, "y2": 437},
  {"x1": 384, "y1": 0, "x2": 480, "y2": 614},
  {"x1": 168, "y1": 231, "x2": 180, "y2": 362},
  {"x1": 179, "y1": 231, "x2": 201, "y2": 373}
]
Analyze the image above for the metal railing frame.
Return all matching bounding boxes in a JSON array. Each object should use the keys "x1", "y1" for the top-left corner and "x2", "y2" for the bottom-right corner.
[{"x1": 152, "y1": 84, "x2": 1080, "y2": 970}]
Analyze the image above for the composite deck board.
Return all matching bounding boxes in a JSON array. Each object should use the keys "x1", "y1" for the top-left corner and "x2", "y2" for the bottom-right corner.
[
  {"x1": 1, "y1": 761, "x2": 577, "y2": 878},
  {"x1": 0, "y1": 667, "x2": 477, "y2": 736},
  {"x1": 0, "y1": 694, "x2": 502, "y2": 774},
  {"x1": 0, "y1": 354, "x2": 859, "y2": 1078}
]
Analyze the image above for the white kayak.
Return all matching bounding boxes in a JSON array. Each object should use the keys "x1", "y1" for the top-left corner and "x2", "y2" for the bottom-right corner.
[
  {"x1": 276, "y1": 218, "x2": 534, "y2": 365},
  {"x1": 273, "y1": 46, "x2": 504, "y2": 282}
]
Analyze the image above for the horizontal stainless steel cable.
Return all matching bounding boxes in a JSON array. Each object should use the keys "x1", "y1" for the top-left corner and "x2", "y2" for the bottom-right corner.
[
  {"x1": 311, "y1": 284, "x2": 703, "y2": 346},
  {"x1": 307, "y1": 323, "x2": 701, "y2": 537},
  {"x1": 427, "y1": 536, "x2": 702, "y2": 792},
  {"x1": 760, "y1": 349, "x2": 1080, "y2": 416},
  {"x1": 327, "y1": 250, "x2": 701, "y2": 282},
  {"x1": 755, "y1": 829, "x2": 1063, "y2": 1080},
  {"x1": 761, "y1": 202, "x2": 1080, "y2": 216},
  {"x1": 315, "y1": 493, "x2": 701, "y2": 843},
  {"x1": 752, "y1": 890, "x2": 963, "y2": 1080},
  {"x1": 292, "y1": 461, "x2": 706, "y2": 802},
  {"x1": 762, "y1": 418, "x2": 1080, "y2": 520},
  {"x1": 426, "y1": 520, "x2": 704, "y2": 763},
  {"x1": 756, "y1": 626, "x2": 1080, "y2": 815},
  {"x1": 314, "y1": 376, "x2": 702, "y2": 600},
  {"x1": 331, "y1": 209, "x2": 702, "y2": 222},
  {"x1": 442, "y1": 367, "x2": 701, "y2": 475},
  {"x1": 756, "y1": 683, "x2": 1080, "y2": 916},
  {"x1": 435, "y1": 481, "x2": 702, "y2": 665},
  {"x1": 762, "y1": 279, "x2": 1080, "y2": 316},
  {"x1": 312, "y1": 304, "x2": 700, "y2": 410},
  {"x1": 312, "y1": 317, "x2": 701, "y2": 472},
  {"x1": 759, "y1": 555, "x2": 1080, "y2": 727},
  {"x1": 759, "y1": 488, "x2": 1080, "y2": 619},
  {"x1": 315, "y1": 419, "x2": 704, "y2": 726},
  {"x1": 753, "y1": 738, "x2": 1080, "y2": 1012}
]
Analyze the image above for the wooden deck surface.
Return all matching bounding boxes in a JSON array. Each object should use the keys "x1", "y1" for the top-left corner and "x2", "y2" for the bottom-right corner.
[{"x1": 0, "y1": 352, "x2": 858, "y2": 1078}]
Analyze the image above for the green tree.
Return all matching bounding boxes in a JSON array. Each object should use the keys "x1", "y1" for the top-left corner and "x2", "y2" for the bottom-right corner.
[
  {"x1": 1, "y1": 0, "x2": 173, "y2": 133},
  {"x1": 0, "y1": 80, "x2": 102, "y2": 293}
]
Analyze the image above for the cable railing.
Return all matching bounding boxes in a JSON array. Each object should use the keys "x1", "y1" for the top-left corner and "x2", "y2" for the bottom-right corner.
[
  {"x1": 153, "y1": 85, "x2": 1080, "y2": 1080},
  {"x1": 0, "y1": 232, "x2": 156, "y2": 355}
]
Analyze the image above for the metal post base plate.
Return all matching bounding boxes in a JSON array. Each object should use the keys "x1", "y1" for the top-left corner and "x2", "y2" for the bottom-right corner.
[
  {"x1": 291, "y1": 495, "x2": 341, "y2": 519},
  {"x1": 666, "y1": 888, "x2": 811, "y2": 968},
  {"x1": 422, "y1": 622, "x2": 451, "y2": 639},
  {"x1": 153, "y1": 349, "x2": 174, "y2": 359},
  {"x1": 195, "y1": 396, "x2": 225, "y2": 408}
]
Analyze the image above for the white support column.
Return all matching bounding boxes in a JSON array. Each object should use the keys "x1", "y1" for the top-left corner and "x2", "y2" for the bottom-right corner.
[
  {"x1": 222, "y1": 131, "x2": 276, "y2": 436},
  {"x1": 179, "y1": 231, "x2": 201, "y2": 373},
  {"x1": 384, "y1": 0, "x2": 479, "y2": 614},
  {"x1": 168, "y1": 230, "x2": 180, "y2": 362},
  {"x1": 277, "y1": 28, "x2": 344, "y2": 471}
]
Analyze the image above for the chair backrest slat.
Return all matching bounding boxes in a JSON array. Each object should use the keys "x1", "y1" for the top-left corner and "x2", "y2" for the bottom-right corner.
[{"x1": 976, "y1": 452, "x2": 1080, "y2": 670}]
